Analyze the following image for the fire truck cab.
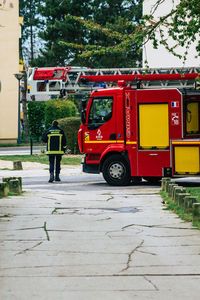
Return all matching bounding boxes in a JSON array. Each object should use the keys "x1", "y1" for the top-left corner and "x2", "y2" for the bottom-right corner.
[{"x1": 78, "y1": 80, "x2": 200, "y2": 185}]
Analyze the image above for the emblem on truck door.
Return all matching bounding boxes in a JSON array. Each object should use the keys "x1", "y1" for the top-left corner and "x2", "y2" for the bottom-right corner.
[{"x1": 96, "y1": 129, "x2": 103, "y2": 140}]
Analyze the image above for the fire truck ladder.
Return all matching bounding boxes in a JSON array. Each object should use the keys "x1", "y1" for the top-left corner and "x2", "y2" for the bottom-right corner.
[{"x1": 28, "y1": 66, "x2": 200, "y2": 98}]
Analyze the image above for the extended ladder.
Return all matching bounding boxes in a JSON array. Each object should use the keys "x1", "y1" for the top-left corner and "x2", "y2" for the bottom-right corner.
[{"x1": 27, "y1": 66, "x2": 200, "y2": 98}]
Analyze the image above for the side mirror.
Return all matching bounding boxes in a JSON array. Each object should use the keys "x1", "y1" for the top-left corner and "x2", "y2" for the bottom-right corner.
[
  {"x1": 82, "y1": 99, "x2": 87, "y2": 110},
  {"x1": 81, "y1": 110, "x2": 86, "y2": 124}
]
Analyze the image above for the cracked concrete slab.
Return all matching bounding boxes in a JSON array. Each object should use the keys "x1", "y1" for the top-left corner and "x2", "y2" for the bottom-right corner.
[
  {"x1": 0, "y1": 276, "x2": 200, "y2": 300},
  {"x1": 0, "y1": 163, "x2": 200, "y2": 299}
]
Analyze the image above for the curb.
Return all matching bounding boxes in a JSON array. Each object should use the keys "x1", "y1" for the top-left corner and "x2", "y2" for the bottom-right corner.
[{"x1": 161, "y1": 178, "x2": 198, "y2": 222}]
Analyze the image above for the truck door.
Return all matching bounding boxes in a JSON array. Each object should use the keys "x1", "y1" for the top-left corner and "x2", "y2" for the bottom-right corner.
[
  {"x1": 84, "y1": 96, "x2": 117, "y2": 154},
  {"x1": 172, "y1": 95, "x2": 200, "y2": 176},
  {"x1": 139, "y1": 103, "x2": 169, "y2": 149},
  {"x1": 137, "y1": 102, "x2": 170, "y2": 177}
]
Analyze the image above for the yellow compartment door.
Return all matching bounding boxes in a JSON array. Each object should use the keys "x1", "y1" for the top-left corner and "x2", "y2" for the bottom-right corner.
[
  {"x1": 174, "y1": 146, "x2": 200, "y2": 174},
  {"x1": 139, "y1": 103, "x2": 169, "y2": 149}
]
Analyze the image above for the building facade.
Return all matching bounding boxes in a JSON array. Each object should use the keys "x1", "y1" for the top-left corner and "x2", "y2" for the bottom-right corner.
[
  {"x1": 0, "y1": 0, "x2": 22, "y2": 143},
  {"x1": 143, "y1": 0, "x2": 199, "y2": 68}
]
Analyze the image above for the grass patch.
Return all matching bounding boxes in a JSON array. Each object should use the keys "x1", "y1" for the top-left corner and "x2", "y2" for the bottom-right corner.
[
  {"x1": 0, "y1": 155, "x2": 82, "y2": 165},
  {"x1": 8, "y1": 192, "x2": 22, "y2": 197},
  {"x1": 160, "y1": 190, "x2": 200, "y2": 229},
  {"x1": 185, "y1": 187, "x2": 200, "y2": 202},
  {"x1": 0, "y1": 191, "x2": 23, "y2": 200}
]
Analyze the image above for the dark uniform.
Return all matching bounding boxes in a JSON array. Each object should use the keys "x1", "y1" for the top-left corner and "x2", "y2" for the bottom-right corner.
[{"x1": 42, "y1": 122, "x2": 67, "y2": 182}]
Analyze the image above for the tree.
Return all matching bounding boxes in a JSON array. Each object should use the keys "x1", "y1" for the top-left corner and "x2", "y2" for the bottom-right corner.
[
  {"x1": 22, "y1": 0, "x2": 200, "y2": 67},
  {"x1": 62, "y1": 0, "x2": 199, "y2": 67},
  {"x1": 61, "y1": 14, "x2": 142, "y2": 68},
  {"x1": 33, "y1": 0, "x2": 93, "y2": 66},
  {"x1": 33, "y1": 0, "x2": 143, "y2": 68},
  {"x1": 19, "y1": 0, "x2": 42, "y2": 64},
  {"x1": 84, "y1": 0, "x2": 142, "y2": 68},
  {"x1": 141, "y1": 0, "x2": 200, "y2": 63}
]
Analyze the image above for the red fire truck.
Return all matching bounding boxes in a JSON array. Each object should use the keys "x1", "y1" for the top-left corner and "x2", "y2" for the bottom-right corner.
[{"x1": 78, "y1": 72, "x2": 200, "y2": 185}]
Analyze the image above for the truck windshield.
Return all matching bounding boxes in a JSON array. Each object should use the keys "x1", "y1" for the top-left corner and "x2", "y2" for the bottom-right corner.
[{"x1": 88, "y1": 97, "x2": 113, "y2": 125}]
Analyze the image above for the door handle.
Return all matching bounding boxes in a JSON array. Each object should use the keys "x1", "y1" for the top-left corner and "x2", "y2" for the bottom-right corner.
[{"x1": 110, "y1": 133, "x2": 116, "y2": 140}]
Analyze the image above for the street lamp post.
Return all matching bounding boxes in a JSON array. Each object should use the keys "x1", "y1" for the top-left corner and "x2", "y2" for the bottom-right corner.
[{"x1": 14, "y1": 73, "x2": 24, "y2": 144}]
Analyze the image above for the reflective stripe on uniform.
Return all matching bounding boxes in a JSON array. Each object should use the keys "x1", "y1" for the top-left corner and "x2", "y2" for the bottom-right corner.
[
  {"x1": 46, "y1": 151, "x2": 64, "y2": 154},
  {"x1": 47, "y1": 133, "x2": 63, "y2": 154}
]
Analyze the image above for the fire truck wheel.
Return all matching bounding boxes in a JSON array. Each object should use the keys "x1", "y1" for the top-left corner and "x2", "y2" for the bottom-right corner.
[
  {"x1": 102, "y1": 154, "x2": 131, "y2": 186},
  {"x1": 143, "y1": 177, "x2": 162, "y2": 184}
]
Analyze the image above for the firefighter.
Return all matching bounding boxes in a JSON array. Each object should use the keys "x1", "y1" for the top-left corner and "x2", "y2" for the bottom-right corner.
[{"x1": 42, "y1": 120, "x2": 67, "y2": 182}]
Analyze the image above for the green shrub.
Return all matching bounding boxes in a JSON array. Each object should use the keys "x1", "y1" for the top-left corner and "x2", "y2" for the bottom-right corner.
[
  {"x1": 58, "y1": 117, "x2": 81, "y2": 154},
  {"x1": 27, "y1": 101, "x2": 46, "y2": 139},
  {"x1": 45, "y1": 99, "x2": 78, "y2": 129},
  {"x1": 27, "y1": 99, "x2": 78, "y2": 142}
]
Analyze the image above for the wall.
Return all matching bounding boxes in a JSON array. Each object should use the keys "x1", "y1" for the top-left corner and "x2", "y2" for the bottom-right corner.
[
  {"x1": 0, "y1": 0, "x2": 21, "y2": 143},
  {"x1": 143, "y1": 0, "x2": 199, "y2": 68}
]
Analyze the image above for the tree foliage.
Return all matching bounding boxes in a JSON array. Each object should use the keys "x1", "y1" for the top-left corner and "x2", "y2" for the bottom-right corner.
[
  {"x1": 141, "y1": 0, "x2": 200, "y2": 63},
  {"x1": 33, "y1": 0, "x2": 143, "y2": 68},
  {"x1": 62, "y1": 0, "x2": 200, "y2": 66},
  {"x1": 60, "y1": 14, "x2": 142, "y2": 68},
  {"x1": 33, "y1": 0, "x2": 92, "y2": 66},
  {"x1": 24, "y1": 0, "x2": 199, "y2": 68},
  {"x1": 19, "y1": 0, "x2": 42, "y2": 64}
]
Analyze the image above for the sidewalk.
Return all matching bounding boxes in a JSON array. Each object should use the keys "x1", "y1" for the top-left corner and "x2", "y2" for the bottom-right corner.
[
  {"x1": 0, "y1": 161, "x2": 200, "y2": 299},
  {"x1": 0, "y1": 159, "x2": 82, "y2": 178}
]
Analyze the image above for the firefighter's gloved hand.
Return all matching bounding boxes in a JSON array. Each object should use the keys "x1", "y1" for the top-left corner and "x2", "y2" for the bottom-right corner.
[{"x1": 64, "y1": 146, "x2": 67, "y2": 153}]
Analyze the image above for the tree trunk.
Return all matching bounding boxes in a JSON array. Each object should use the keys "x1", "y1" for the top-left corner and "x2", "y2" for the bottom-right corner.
[{"x1": 30, "y1": 24, "x2": 34, "y2": 63}]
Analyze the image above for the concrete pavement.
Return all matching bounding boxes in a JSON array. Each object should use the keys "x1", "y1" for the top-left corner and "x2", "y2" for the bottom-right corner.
[{"x1": 0, "y1": 160, "x2": 200, "y2": 299}]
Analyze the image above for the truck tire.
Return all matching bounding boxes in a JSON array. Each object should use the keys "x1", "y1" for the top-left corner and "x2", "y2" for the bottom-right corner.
[{"x1": 102, "y1": 154, "x2": 131, "y2": 186}]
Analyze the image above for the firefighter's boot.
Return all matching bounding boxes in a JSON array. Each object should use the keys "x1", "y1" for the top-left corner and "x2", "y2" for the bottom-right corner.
[
  {"x1": 55, "y1": 173, "x2": 61, "y2": 182},
  {"x1": 49, "y1": 172, "x2": 54, "y2": 183}
]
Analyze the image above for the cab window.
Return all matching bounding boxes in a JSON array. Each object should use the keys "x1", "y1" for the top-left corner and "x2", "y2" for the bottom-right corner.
[{"x1": 88, "y1": 97, "x2": 113, "y2": 126}]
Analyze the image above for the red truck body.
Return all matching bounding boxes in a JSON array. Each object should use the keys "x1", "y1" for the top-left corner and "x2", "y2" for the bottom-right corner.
[{"x1": 78, "y1": 78, "x2": 200, "y2": 185}]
